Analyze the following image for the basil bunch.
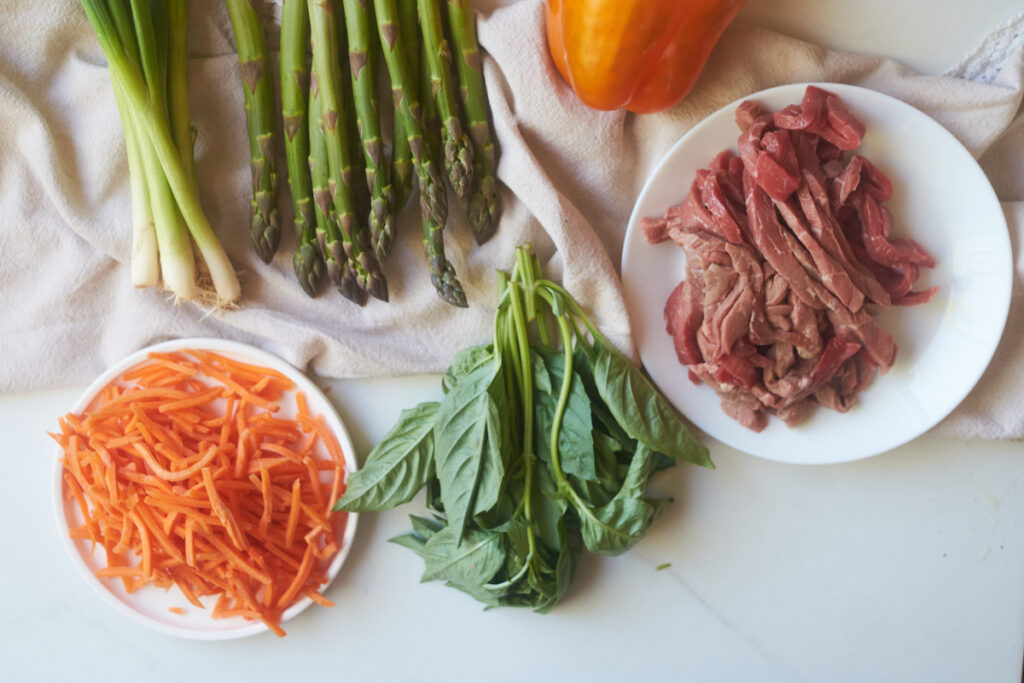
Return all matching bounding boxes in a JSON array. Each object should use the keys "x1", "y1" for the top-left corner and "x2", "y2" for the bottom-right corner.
[{"x1": 335, "y1": 245, "x2": 712, "y2": 611}]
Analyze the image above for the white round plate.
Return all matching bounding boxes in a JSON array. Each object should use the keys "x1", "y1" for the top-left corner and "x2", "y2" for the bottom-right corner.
[
  {"x1": 621, "y1": 83, "x2": 1011, "y2": 464},
  {"x1": 52, "y1": 338, "x2": 360, "y2": 638}
]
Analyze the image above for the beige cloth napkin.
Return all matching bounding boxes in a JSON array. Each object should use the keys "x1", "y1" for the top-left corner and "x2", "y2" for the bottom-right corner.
[{"x1": 1, "y1": 1, "x2": 1022, "y2": 439}]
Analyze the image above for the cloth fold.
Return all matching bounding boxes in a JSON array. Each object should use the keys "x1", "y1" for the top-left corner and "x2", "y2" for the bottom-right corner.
[{"x1": 1, "y1": 1, "x2": 1022, "y2": 439}]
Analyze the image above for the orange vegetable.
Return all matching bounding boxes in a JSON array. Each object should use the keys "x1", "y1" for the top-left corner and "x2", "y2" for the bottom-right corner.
[
  {"x1": 50, "y1": 349, "x2": 349, "y2": 637},
  {"x1": 545, "y1": 0, "x2": 746, "y2": 113}
]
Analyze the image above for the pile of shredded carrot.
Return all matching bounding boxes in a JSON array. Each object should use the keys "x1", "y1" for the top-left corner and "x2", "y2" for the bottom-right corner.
[{"x1": 50, "y1": 349, "x2": 349, "y2": 637}]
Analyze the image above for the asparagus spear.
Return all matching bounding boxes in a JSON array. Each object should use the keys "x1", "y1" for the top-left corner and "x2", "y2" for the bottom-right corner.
[
  {"x1": 421, "y1": 196, "x2": 468, "y2": 306},
  {"x1": 373, "y1": 0, "x2": 445, "y2": 228},
  {"x1": 388, "y1": 112, "x2": 413, "y2": 214},
  {"x1": 340, "y1": 29, "x2": 372, "y2": 238},
  {"x1": 310, "y1": 66, "x2": 366, "y2": 305},
  {"x1": 418, "y1": 17, "x2": 466, "y2": 308},
  {"x1": 387, "y1": 0, "x2": 418, "y2": 216},
  {"x1": 445, "y1": 0, "x2": 500, "y2": 242},
  {"x1": 341, "y1": 0, "x2": 396, "y2": 263},
  {"x1": 226, "y1": 0, "x2": 280, "y2": 263},
  {"x1": 375, "y1": 0, "x2": 467, "y2": 307},
  {"x1": 308, "y1": 0, "x2": 388, "y2": 301},
  {"x1": 281, "y1": 0, "x2": 324, "y2": 296},
  {"x1": 418, "y1": 0, "x2": 473, "y2": 200},
  {"x1": 419, "y1": 18, "x2": 442, "y2": 163}
]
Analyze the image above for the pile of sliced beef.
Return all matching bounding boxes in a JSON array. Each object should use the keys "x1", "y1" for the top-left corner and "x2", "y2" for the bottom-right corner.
[{"x1": 642, "y1": 86, "x2": 937, "y2": 432}]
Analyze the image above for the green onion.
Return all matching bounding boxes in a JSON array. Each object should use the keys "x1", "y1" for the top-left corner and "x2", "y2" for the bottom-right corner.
[{"x1": 80, "y1": 0, "x2": 240, "y2": 305}]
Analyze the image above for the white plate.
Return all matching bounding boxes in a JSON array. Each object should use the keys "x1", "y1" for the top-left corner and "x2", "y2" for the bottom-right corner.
[
  {"x1": 52, "y1": 338, "x2": 360, "y2": 638},
  {"x1": 621, "y1": 83, "x2": 1011, "y2": 464}
]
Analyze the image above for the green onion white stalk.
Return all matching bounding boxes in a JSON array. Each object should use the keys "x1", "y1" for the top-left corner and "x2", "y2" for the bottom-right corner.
[{"x1": 80, "y1": 0, "x2": 240, "y2": 304}]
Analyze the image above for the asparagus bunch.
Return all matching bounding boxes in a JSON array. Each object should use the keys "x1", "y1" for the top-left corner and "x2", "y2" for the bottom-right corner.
[
  {"x1": 224, "y1": 0, "x2": 500, "y2": 305},
  {"x1": 341, "y1": 0, "x2": 397, "y2": 263},
  {"x1": 310, "y1": 69, "x2": 366, "y2": 304},
  {"x1": 81, "y1": 0, "x2": 240, "y2": 305},
  {"x1": 414, "y1": 0, "x2": 466, "y2": 307},
  {"x1": 225, "y1": 0, "x2": 280, "y2": 263},
  {"x1": 376, "y1": 0, "x2": 468, "y2": 307},
  {"x1": 308, "y1": 0, "x2": 389, "y2": 302}
]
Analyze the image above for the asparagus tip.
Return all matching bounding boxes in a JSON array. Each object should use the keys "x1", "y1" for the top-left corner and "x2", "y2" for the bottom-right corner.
[
  {"x1": 338, "y1": 276, "x2": 369, "y2": 306},
  {"x1": 432, "y1": 263, "x2": 468, "y2": 308},
  {"x1": 366, "y1": 276, "x2": 390, "y2": 302},
  {"x1": 293, "y1": 243, "x2": 325, "y2": 297}
]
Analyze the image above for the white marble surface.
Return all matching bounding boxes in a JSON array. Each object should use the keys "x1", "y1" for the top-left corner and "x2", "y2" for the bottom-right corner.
[{"x1": 4, "y1": 1, "x2": 1024, "y2": 681}]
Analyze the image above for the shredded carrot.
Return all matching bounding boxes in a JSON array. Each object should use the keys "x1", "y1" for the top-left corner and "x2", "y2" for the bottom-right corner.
[
  {"x1": 51, "y1": 348, "x2": 348, "y2": 637},
  {"x1": 276, "y1": 543, "x2": 315, "y2": 608},
  {"x1": 285, "y1": 478, "x2": 302, "y2": 549},
  {"x1": 301, "y1": 587, "x2": 335, "y2": 607}
]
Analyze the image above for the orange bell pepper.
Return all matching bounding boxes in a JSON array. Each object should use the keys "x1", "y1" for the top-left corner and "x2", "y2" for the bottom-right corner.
[{"x1": 546, "y1": 0, "x2": 746, "y2": 114}]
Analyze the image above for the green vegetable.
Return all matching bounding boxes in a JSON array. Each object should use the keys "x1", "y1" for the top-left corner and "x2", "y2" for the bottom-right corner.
[
  {"x1": 386, "y1": 0, "x2": 419, "y2": 224},
  {"x1": 280, "y1": 0, "x2": 324, "y2": 296},
  {"x1": 444, "y1": 0, "x2": 501, "y2": 242},
  {"x1": 337, "y1": 402, "x2": 439, "y2": 511},
  {"x1": 375, "y1": 0, "x2": 466, "y2": 307},
  {"x1": 226, "y1": 0, "x2": 280, "y2": 263},
  {"x1": 418, "y1": 0, "x2": 474, "y2": 200},
  {"x1": 81, "y1": 0, "x2": 240, "y2": 304},
  {"x1": 309, "y1": 62, "x2": 366, "y2": 304},
  {"x1": 414, "y1": 9, "x2": 468, "y2": 307},
  {"x1": 341, "y1": 0, "x2": 396, "y2": 263},
  {"x1": 337, "y1": 244, "x2": 710, "y2": 611},
  {"x1": 308, "y1": 0, "x2": 389, "y2": 302}
]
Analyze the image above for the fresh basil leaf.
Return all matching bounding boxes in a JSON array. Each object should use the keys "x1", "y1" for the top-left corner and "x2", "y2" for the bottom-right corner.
[
  {"x1": 425, "y1": 473, "x2": 444, "y2": 514},
  {"x1": 389, "y1": 514, "x2": 446, "y2": 555},
  {"x1": 444, "y1": 345, "x2": 494, "y2": 393},
  {"x1": 532, "y1": 460, "x2": 568, "y2": 552},
  {"x1": 565, "y1": 431, "x2": 620, "y2": 508},
  {"x1": 335, "y1": 402, "x2": 439, "y2": 512},
  {"x1": 574, "y1": 344, "x2": 635, "y2": 450},
  {"x1": 474, "y1": 380, "x2": 507, "y2": 518},
  {"x1": 535, "y1": 515, "x2": 581, "y2": 614},
  {"x1": 411, "y1": 514, "x2": 446, "y2": 538},
  {"x1": 652, "y1": 450, "x2": 676, "y2": 473},
  {"x1": 483, "y1": 519, "x2": 531, "y2": 594},
  {"x1": 420, "y1": 524, "x2": 506, "y2": 603},
  {"x1": 530, "y1": 348, "x2": 553, "y2": 396},
  {"x1": 532, "y1": 370, "x2": 556, "y2": 467},
  {"x1": 433, "y1": 360, "x2": 504, "y2": 539},
  {"x1": 474, "y1": 488, "x2": 517, "y2": 532},
  {"x1": 593, "y1": 344, "x2": 713, "y2": 469},
  {"x1": 575, "y1": 444, "x2": 669, "y2": 556},
  {"x1": 390, "y1": 532, "x2": 427, "y2": 555},
  {"x1": 526, "y1": 560, "x2": 558, "y2": 610},
  {"x1": 535, "y1": 347, "x2": 597, "y2": 482}
]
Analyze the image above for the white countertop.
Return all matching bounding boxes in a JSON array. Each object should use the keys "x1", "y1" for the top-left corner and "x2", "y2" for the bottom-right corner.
[{"x1": 3, "y1": 2, "x2": 1023, "y2": 682}]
